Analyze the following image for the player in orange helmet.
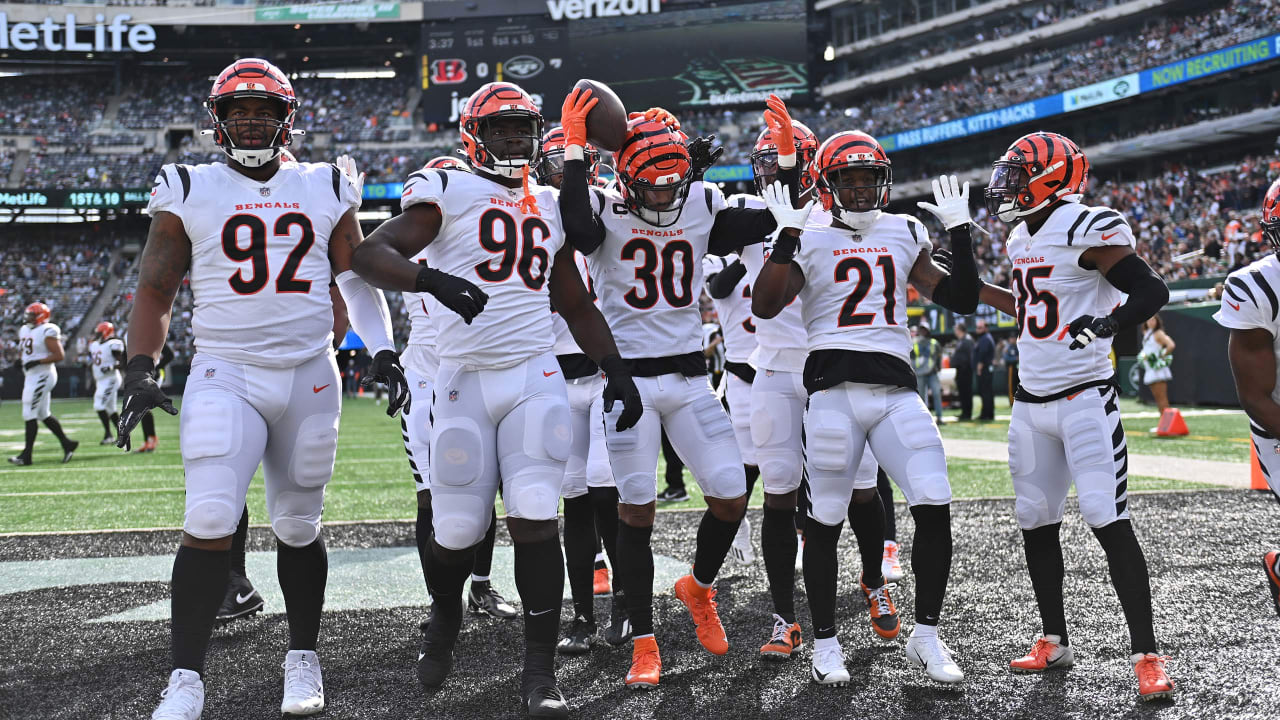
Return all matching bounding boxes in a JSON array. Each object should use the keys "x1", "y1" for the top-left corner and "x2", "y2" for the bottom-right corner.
[{"x1": 10, "y1": 302, "x2": 78, "y2": 465}]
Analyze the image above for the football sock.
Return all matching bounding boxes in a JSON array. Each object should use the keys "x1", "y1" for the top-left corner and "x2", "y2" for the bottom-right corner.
[
  {"x1": 848, "y1": 491, "x2": 886, "y2": 589},
  {"x1": 97, "y1": 410, "x2": 112, "y2": 436},
  {"x1": 616, "y1": 522, "x2": 655, "y2": 637},
  {"x1": 909, "y1": 503, "x2": 953, "y2": 626},
  {"x1": 692, "y1": 509, "x2": 741, "y2": 586},
  {"x1": 110, "y1": 411, "x2": 120, "y2": 433},
  {"x1": 425, "y1": 536, "x2": 474, "y2": 628},
  {"x1": 877, "y1": 468, "x2": 897, "y2": 542},
  {"x1": 1091, "y1": 519, "x2": 1157, "y2": 654},
  {"x1": 170, "y1": 545, "x2": 230, "y2": 674},
  {"x1": 43, "y1": 416, "x2": 70, "y2": 445},
  {"x1": 588, "y1": 485, "x2": 621, "y2": 567},
  {"x1": 744, "y1": 464, "x2": 760, "y2": 498},
  {"x1": 141, "y1": 411, "x2": 156, "y2": 440},
  {"x1": 277, "y1": 536, "x2": 328, "y2": 651},
  {"x1": 514, "y1": 536, "x2": 564, "y2": 650},
  {"x1": 802, "y1": 517, "x2": 842, "y2": 640},
  {"x1": 21, "y1": 419, "x2": 36, "y2": 456},
  {"x1": 229, "y1": 506, "x2": 249, "y2": 577},
  {"x1": 762, "y1": 504, "x2": 798, "y2": 624},
  {"x1": 795, "y1": 475, "x2": 811, "y2": 532},
  {"x1": 414, "y1": 493, "x2": 433, "y2": 594},
  {"x1": 562, "y1": 494, "x2": 597, "y2": 621},
  {"x1": 471, "y1": 507, "x2": 498, "y2": 580},
  {"x1": 1022, "y1": 523, "x2": 1069, "y2": 644}
]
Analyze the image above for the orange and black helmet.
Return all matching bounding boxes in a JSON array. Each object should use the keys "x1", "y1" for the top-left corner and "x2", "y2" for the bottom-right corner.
[
  {"x1": 536, "y1": 127, "x2": 601, "y2": 187},
  {"x1": 458, "y1": 82, "x2": 544, "y2": 180},
  {"x1": 751, "y1": 120, "x2": 818, "y2": 196},
  {"x1": 95, "y1": 321, "x2": 115, "y2": 339},
  {"x1": 1263, "y1": 176, "x2": 1280, "y2": 250},
  {"x1": 25, "y1": 302, "x2": 50, "y2": 326},
  {"x1": 985, "y1": 131, "x2": 1088, "y2": 222},
  {"x1": 205, "y1": 58, "x2": 299, "y2": 168},
  {"x1": 811, "y1": 131, "x2": 892, "y2": 215},
  {"x1": 424, "y1": 155, "x2": 471, "y2": 172},
  {"x1": 614, "y1": 115, "x2": 692, "y2": 227}
]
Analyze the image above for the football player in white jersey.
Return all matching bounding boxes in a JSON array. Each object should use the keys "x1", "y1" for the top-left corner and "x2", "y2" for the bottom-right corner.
[
  {"x1": 738, "y1": 116, "x2": 897, "y2": 662},
  {"x1": 536, "y1": 128, "x2": 630, "y2": 653},
  {"x1": 9, "y1": 302, "x2": 78, "y2": 465},
  {"x1": 557, "y1": 90, "x2": 804, "y2": 689},
  {"x1": 1215, "y1": 176, "x2": 1280, "y2": 618},
  {"x1": 754, "y1": 130, "x2": 982, "y2": 687},
  {"x1": 127, "y1": 59, "x2": 408, "y2": 720},
  {"x1": 969, "y1": 132, "x2": 1174, "y2": 700},
  {"x1": 88, "y1": 321, "x2": 126, "y2": 445},
  {"x1": 350, "y1": 82, "x2": 642, "y2": 717}
]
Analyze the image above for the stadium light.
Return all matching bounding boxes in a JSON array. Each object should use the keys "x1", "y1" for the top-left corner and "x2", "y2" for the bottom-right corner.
[{"x1": 823, "y1": 44, "x2": 835, "y2": 62}]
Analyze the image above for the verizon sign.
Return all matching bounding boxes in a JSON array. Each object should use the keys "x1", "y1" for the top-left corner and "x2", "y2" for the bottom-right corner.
[
  {"x1": 0, "y1": 13, "x2": 156, "y2": 52},
  {"x1": 547, "y1": 0, "x2": 661, "y2": 21}
]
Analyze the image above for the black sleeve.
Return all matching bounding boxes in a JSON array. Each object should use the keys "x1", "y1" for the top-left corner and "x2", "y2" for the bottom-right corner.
[
  {"x1": 559, "y1": 158, "x2": 607, "y2": 255},
  {"x1": 706, "y1": 163, "x2": 800, "y2": 256},
  {"x1": 157, "y1": 343, "x2": 175, "y2": 371},
  {"x1": 928, "y1": 226, "x2": 980, "y2": 314},
  {"x1": 707, "y1": 260, "x2": 747, "y2": 299},
  {"x1": 1104, "y1": 253, "x2": 1170, "y2": 328}
]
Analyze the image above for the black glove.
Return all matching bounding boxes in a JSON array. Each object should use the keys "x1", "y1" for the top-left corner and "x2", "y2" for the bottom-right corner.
[
  {"x1": 931, "y1": 247, "x2": 953, "y2": 273},
  {"x1": 23, "y1": 360, "x2": 40, "y2": 371},
  {"x1": 687, "y1": 134, "x2": 724, "y2": 181},
  {"x1": 117, "y1": 355, "x2": 177, "y2": 450},
  {"x1": 600, "y1": 354, "x2": 643, "y2": 432},
  {"x1": 361, "y1": 348, "x2": 411, "y2": 417},
  {"x1": 416, "y1": 266, "x2": 488, "y2": 324},
  {"x1": 1065, "y1": 314, "x2": 1119, "y2": 350}
]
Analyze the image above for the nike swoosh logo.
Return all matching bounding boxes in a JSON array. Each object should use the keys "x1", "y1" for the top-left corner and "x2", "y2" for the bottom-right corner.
[
  {"x1": 530, "y1": 608, "x2": 555, "y2": 616},
  {"x1": 236, "y1": 591, "x2": 257, "y2": 604},
  {"x1": 812, "y1": 668, "x2": 829, "y2": 681},
  {"x1": 1057, "y1": 325, "x2": 1070, "y2": 340},
  {"x1": 543, "y1": 370, "x2": 559, "y2": 377},
  {"x1": 1227, "y1": 301, "x2": 1241, "y2": 311},
  {"x1": 418, "y1": 652, "x2": 425, "y2": 661},
  {"x1": 313, "y1": 384, "x2": 330, "y2": 393},
  {"x1": 1101, "y1": 231, "x2": 1119, "y2": 241}
]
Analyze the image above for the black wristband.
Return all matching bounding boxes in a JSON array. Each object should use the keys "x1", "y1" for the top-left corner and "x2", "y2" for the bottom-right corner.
[
  {"x1": 769, "y1": 236, "x2": 798, "y2": 265},
  {"x1": 125, "y1": 355, "x2": 157, "y2": 374},
  {"x1": 414, "y1": 266, "x2": 442, "y2": 294}
]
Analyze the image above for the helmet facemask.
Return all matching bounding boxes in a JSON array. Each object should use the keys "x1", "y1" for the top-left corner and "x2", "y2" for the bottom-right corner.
[
  {"x1": 985, "y1": 162, "x2": 1031, "y2": 223},
  {"x1": 207, "y1": 95, "x2": 296, "y2": 169},
  {"x1": 622, "y1": 169, "x2": 693, "y2": 228},
  {"x1": 464, "y1": 113, "x2": 543, "y2": 180},
  {"x1": 818, "y1": 163, "x2": 891, "y2": 228}
]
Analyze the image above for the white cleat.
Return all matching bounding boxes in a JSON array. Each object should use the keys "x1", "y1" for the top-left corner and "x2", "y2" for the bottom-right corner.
[
  {"x1": 881, "y1": 540, "x2": 904, "y2": 583},
  {"x1": 795, "y1": 536, "x2": 805, "y2": 573},
  {"x1": 905, "y1": 632, "x2": 964, "y2": 684},
  {"x1": 730, "y1": 517, "x2": 754, "y2": 564},
  {"x1": 152, "y1": 669, "x2": 204, "y2": 720},
  {"x1": 810, "y1": 642, "x2": 851, "y2": 686},
  {"x1": 281, "y1": 650, "x2": 325, "y2": 715}
]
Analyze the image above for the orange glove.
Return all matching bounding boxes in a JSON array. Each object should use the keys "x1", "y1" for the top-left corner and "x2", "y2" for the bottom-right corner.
[
  {"x1": 763, "y1": 94, "x2": 796, "y2": 167},
  {"x1": 630, "y1": 107, "x2": 680, "y2": 130},
  {"x1": 561, "y1": 87, "x2": 598, "y2": 148}
]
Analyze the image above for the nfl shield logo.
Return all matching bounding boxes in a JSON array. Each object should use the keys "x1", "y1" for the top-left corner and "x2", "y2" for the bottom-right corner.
[
  {"x1": 204, "y1": 368, "x2": 216, "y2": 378},
  {"x1": 259, "y1": 187, "x2": 271, "y2": 197},
  {"x1": 418, "y1": 380, "x2": 428, "y2": 389},
  {"x1": 449, "y1": 390, "x2": 459, "y2": 402}
]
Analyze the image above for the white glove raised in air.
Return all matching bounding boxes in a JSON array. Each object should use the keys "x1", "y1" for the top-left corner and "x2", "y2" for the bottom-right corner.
[
  {"x1": 916, "y1": 174, "x2": 972, "y2": 230},
  {"x1": 763, "y1": 180, "x2": 815, "y2": 233},
  {"x1": 335, "y1": 154, "x2": 365, "y2": 200}
]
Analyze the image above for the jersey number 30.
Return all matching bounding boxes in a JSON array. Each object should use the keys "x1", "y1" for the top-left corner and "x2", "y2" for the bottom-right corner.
[{"x1": 222, "y1": 213, "x2": 315, "y2": 295}]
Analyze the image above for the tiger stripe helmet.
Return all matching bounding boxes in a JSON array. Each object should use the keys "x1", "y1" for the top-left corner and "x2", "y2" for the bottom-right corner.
[
  {"x1": 459, "y1": 82, "x2": 544, "y2": 180},
  {"x1": 95, "y1": 321, "x2": 115, "y2": 339},
  {"x1": 614, "y1": 115, "x2": 692, "y2": 227},
  {"x1": 24, "y1": 302, "x2": 50, "y2": 326},
  {"x1": 205, "y1": 58, "x2": 299, "y2": 169},
  {"x1": 985, "y1": 131, "x2": 1089, "y2": 223},
  {"x1": 751, "y1": 120, "x2": 818, "y2": 196},
  {"x1": 536, "y1": 127, "x2": 601, "y2": 187},
  {"x1": 811, "y1": 131, "x2": 893, "y2": 215},
  {"x1": 1263, "y1": 177, "x2": 1280, "y2": 250},
  {"x1": 424, "y1": 155, "x2": 471, "y2": 172}
]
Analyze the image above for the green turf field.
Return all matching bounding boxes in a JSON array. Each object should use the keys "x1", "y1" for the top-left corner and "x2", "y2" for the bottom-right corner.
[{"x1": 0, "y1": 394, "x2": 1234, "y2": 534}]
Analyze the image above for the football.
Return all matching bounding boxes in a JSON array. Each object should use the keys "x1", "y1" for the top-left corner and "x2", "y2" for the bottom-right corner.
[{"x1": 574, "y1": 78, "x2": 627, "y2": 152}]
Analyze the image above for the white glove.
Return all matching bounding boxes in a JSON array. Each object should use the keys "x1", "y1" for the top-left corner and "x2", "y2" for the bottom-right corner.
[
  {"x1": 335, "y1": 154, "x2": 365, "y2": 199},
  {"x1": 763, "y1": 180, "x2": 814, "y2": 232},
  {"x1": 916, "y1": 174, "x2": 972, "y2": 230}
]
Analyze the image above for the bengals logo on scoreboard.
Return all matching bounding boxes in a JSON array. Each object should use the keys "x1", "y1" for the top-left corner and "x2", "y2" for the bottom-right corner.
[{"x1": 430, "y1": 59, "x2": 468, "y2": 85}]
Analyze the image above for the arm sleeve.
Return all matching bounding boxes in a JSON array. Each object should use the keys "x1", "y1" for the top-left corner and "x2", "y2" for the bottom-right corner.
[
  {"x1": 1105, "y1": 254, "x2": 1169, "y2": 329},
  {"x1": 559, "y1": 158, "x2": 607, "y2": 255},
  {"x1": 928, "y1": 225, "x2": 980, "y2": 314},
  {"x1": 335, "y1": 269, "x2": 396, "y2": 355},
  {"x1": 707, "y1": 259, "x2": 747, "y2": 299}
]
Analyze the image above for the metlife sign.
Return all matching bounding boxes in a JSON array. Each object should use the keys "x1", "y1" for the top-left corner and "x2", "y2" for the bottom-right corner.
[
  {"x1": 0, "y1": 13, "x2": 155, "y2": 53},
  {"x1": 546, "y1": 0, "x2": 660, "y2": 21},
  {"x1": 1062, "y1": 73, "x2": 1140, "y2": 112}
]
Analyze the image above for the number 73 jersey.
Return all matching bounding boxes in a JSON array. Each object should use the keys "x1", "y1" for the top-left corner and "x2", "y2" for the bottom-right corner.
[
  {"x1": 147, "y1": 161, "x2": 360, "y2": 367},
  {"x1": 1003, "y1": 202, "x2": 1134, "y2": 396},
  {"x1": 793, "y1": 213, "x2": 931, "y2": 364}
]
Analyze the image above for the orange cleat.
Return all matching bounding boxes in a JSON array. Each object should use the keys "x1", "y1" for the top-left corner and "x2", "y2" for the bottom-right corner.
[
  {"x1": 625, "y1": 636, "x2": 661, "y2": 690},
  {"x1": 1132, "y1": 653, "x2": 1175, "y2": 702},
  {"x1": 674, "y1": 574, "x2": 728, "y2": 655},
  {"x1": 593, "y1": 566, "x2": 611, "y2": 596},
  {"x1": 859, "y1": 579, "x2": 900, "y2": 640},
  {"x1": 1264, "y1": 550, "x2": 1280, "y2": 617},
  {"x1": 759, "y1": 614, "x2": 802, "y2": 660},
  {"x1": 1009, "y1": 635, "x2": 1074, "y2": 672},
  {"x1": 136, "y1": 436, "x2": 158, "y2": 453}
]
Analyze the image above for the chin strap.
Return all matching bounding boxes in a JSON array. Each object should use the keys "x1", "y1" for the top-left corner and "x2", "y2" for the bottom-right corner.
[{"x1": 518, "y1": 165, "x2": 541, "y2": 217}]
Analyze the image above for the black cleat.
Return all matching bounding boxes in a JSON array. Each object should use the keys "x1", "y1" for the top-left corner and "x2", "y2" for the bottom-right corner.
[
  {"x1": 603, "y1": 594, "x2": 632, "y2": 646},
  {"x1": 217, "y1": 574, "x2": 264, "y2": 623},
  {"x1": 468, "y1": 581, "x2": 519, "y2": 619},
  {"x1": 656, "y1": 486, "x2": 689, "y2": 503},
  {"x1": 417, "y1": 615, "x2": 460, "y2": 689},
  {"x1": 521, "y1": 669, "x2": 569, "y2": 719},
  {"x1": 8, "y1": 454, "x2": 32, "y2": 466},
  {"x1": 556, "y1": 616, "x2": 597, "y2": 655},
  {"x1": 61, "y1": 440, "x2": 79, "y2": 463}
]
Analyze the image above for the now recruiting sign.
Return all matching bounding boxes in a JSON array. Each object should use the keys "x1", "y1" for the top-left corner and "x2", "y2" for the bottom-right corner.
[{"x1": 0, "y1": 13, "x2": 156, "y2": 53}]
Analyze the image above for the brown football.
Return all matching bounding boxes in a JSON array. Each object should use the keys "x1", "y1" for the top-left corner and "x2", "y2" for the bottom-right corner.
[{"x1": 574, "y1": 78, "x2": 627, "y2": 152}]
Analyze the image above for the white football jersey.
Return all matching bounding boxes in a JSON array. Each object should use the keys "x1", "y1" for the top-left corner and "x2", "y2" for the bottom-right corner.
[
  {"x1": 794, "y1": 213, "x2": 930, "y2": 364},
  {"x1": 1215, "y1": 253, "x2": 1280, "y2": 406},
  {"x1": 89, "y1": 337, "x2": 125, "y2": 379},
  {"x1": 586, "y1": 181, "x2": 727, "y2": 358},
  {"x1": 147, "y1": 161, "x2": 359, "y2": 368},
  {"x1": 1003, "y1": 202, "x2": 1135, "y2": 396},
  {"x1": 553, "y1": 249, "x2": 595, "y2": 357},
  {"x1": 702, "y1": 253, "x2": 756, "y2": 364},
  {"x1": 401, "y1": 167, "x2": 565, "y2": 368},
  {"x1": 19, "y1": 322, "x2": 60, "y2": 365}
]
